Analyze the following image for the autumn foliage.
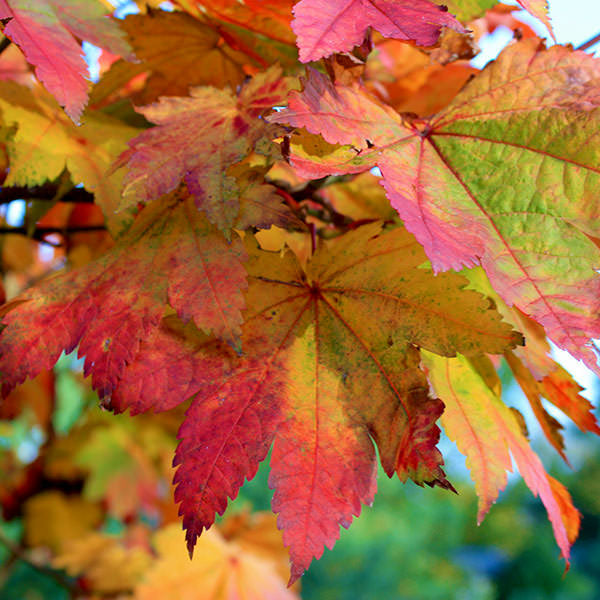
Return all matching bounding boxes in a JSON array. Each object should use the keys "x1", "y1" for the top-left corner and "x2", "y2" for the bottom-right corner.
[{"x1": 0, "y1": 0, "x2": 599, "y2": 593}]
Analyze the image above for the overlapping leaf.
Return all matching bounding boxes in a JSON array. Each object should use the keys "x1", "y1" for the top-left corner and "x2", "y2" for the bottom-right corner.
[
  {"x1": 90, "y1": 11, "x2": 251, "y2": 108},
  {"x1": 0, "y1": 0, "x2": 132, "y2": 122},
  {"x1": 272, "y1": 39, "x2": 600, "y2": 373},
  {"x1": 118, "y1": 66, "x2": 292, "y2": 231},
  {"x1": 0, "y1": 81, "x2": 139, "y2": 233},
  {"x1": 0, "y1": 189, "x2": 247, "y2": 398},
  {"x1": 422, "y1": 352, "x2": 580, "y2": 563},
  {"x1": 516, "y1": 0, "x2": 554, "y2": 37},
  {"x1": 177, "y1": 0, "x2": 296, "y2": 47},
  {"x1": 292, "y1": 0, "x2": 465, "y2": 63},
  {"x1": 464, "y1": 267, "x2": 557, "y2": 380},
  {"x1": 505, "y1": 350, "x2": 600, "y2": 461},
  {"x1": 105, "y1": 223, "x2": 520, "y2": 581}
]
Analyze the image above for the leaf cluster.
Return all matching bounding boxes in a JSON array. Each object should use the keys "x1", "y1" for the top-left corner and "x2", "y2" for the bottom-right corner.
[{"x1": 0, "y1": 0, "x2": 599, "y2": 588}]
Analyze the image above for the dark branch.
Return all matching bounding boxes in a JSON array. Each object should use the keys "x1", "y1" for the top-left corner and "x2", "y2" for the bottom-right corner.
[
  {"x1": 0, "y1": 185, "x2": 94, "y2": 205},
  {"x1": 0, "y1": 226, "x2": 107, "y2": 246},
  {"x1": 0, "y1": 225, "x2": 106, "y2": 235},
  {"x1": 577, "y1": 32, "x2": 600, "y2": 52}
]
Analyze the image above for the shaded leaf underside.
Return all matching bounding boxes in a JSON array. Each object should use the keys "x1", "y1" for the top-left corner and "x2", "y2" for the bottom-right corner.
[{"x1": 119, "y1": 65, "x2": 291, "y2": 231}]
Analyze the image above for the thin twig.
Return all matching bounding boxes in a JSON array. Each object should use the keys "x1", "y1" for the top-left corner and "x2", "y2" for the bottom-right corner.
[
  {"x1": 0, "y1": 226, "x2": 105, "y2": 235},
  {"x1": 0, "y1": 185, "x2": 94, "y2": 205},
  {"x1": 309, "y1": 222, "x2": 317, "y2": 255},
  {"x1": 0, "y1": 226, "x2": 106, "y2": 247},
  {"x1": 576, "y1": 32, "x2": 600, "y2": 52}
]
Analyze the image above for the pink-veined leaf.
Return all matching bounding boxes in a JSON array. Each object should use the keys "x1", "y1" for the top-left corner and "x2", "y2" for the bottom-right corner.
[
  {"x1": 271, "y1": 39, "x2": 600, "y2": 374},
  {"x1": 422, "y1": 351, "x2": 580, "y2": 563}
]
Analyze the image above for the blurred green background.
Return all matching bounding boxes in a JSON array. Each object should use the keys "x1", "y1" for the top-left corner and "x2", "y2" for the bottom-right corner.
[{"x1": 0, "y1": 355, "x2": 599, "y2": 599}]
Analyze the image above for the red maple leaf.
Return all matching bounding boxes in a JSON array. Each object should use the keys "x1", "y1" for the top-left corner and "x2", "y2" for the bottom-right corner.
[{"x1": 292, "y1": 0, "x2": 465, "y2": 62}]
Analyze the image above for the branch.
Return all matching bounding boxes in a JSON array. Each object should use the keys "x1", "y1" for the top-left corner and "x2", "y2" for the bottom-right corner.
[
  {"x1": 0, "y1": 225, "x2": 106, "y2": 235},
  {"x1": 0, "y1": 225, "x2": 107, "y2": 246},
  {"x1": 0, "y1": 185, "x2": 94, "y2": 205},
  {"x1": 577, "y1": 32, "x2": 600, "y2": 52}
]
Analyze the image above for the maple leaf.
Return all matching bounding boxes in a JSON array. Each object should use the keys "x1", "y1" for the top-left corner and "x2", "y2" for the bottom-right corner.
[
  {"x1": 464, "y1": 266, "x2": 558, "y2": 380},
  {"x1": 24, "y1": 491, "x2": 102, "y2": 553},
  {"x1": 292, "y1": 0, "x2": 466, "y2": 63},
  {"x1": 0, "y1": 0, "x2": 132, "y2": 122},
  {"x1": 134, "y1": 524, "x2": 297, "y2": 600},
  {"x1": 0, "y1": 189, "x2": 247, "y2": 399},
  {"x1": 540, "y1": 366, "x2": 600, "y2": 436},
  {"x1": 107, "y1": 222, "x2": 520, "y2": 581},
  {"x1": 0, "y1": 37, "x2": 31, "y2": 85},
  {"x1": 504, "y1": 350, "x2": 569, "y2": 463},
  {"x1": 74, "y1": 420, "x2": 168, "y2": 518},
  {"x1": 505, "y1": 350, "x2": 600, "y2": 461},
  {"x1": 422, "y1": 351, "x2": 580, "y2": 564},
  {"x1": 272, "y1": 39, "x2": 600, "y2": 373},
  {"x1": 118, "y1": 66, "x2": 292, "y2": 231},
  {"x1": 231, "y1": 164, "x2": 303, "y2": 231}
]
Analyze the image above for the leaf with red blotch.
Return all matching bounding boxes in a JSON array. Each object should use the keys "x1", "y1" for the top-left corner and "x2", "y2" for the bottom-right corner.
[
  {"x1": 118, "y1": 66, "x2": 292, "y2": 232},
  {"x1": 422, "y1": 351, "x2": 580, "y2": 564},
  {"x1": 0, "y1": 189, "x2": 247, "y2": 399},
  {"x1": 0, "y1": 0, "x2": 132, "y2": 122},
  {"x1": 292, "y1": 0, "x2": 465, "y2": 63},
  {"x1": 107, "y1": 222, "x2": 520, "y2": 582},
  {"x1": 272, "y1": 39, "x2": 600, "y2": 374}
]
